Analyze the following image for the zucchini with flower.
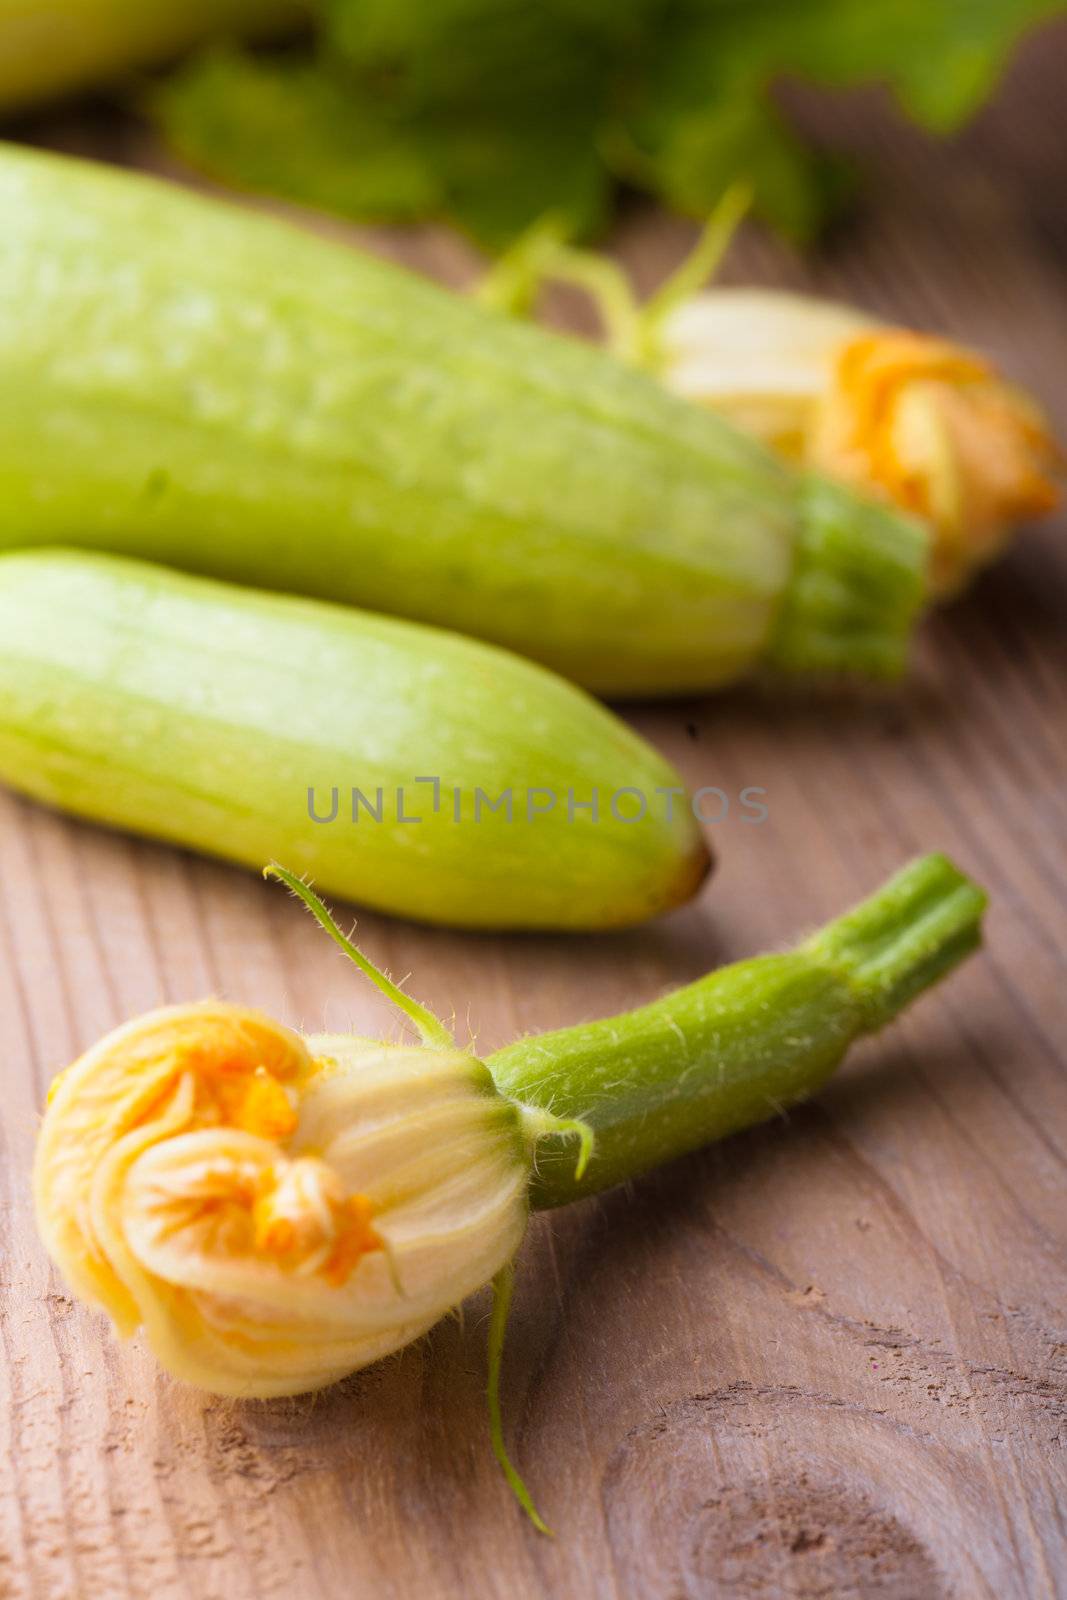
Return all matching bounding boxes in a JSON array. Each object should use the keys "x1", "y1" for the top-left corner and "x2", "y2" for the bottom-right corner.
[
  {"x1": 0, "y1": 549, "x2": 709, "y2": 930},
  {"x1": 35, "y1": 854, "x2": 987, "y2": 1527},
  {"x1": 0, "y1": 143, "x2": 926, "y2": 697},
  {"x1": 658, "y1": 289, "x2": 1061, "y2": 597},
  {"x1": 489, "y1": 195, "x2": 1062, "y2": 598},
  {"x1": 488, "y1": 195, "x2": 1060, "y2": 598}
]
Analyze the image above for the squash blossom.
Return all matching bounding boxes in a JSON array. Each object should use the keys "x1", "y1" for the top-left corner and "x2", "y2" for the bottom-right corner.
[
  {"x1": 658, "y1": 288, "x2": 1060, "y2": 596},
  {"x1": 35, "y1": 1006, "x2": 532, "y2": 1399},
  {"x1": 35, "y1": 856, "x2": 987, "y2": 1526}
]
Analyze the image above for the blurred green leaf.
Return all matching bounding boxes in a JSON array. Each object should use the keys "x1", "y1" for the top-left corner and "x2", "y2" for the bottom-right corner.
[
  {"x1": 154, "y1": 47, "x2": 610, "y2": 244},
  {"x1": 154, "y1": 51, "x2": 442, "y2": 220},
  {"x1": 152, "y1": 0, "x2": 1067, "y2": 248}
]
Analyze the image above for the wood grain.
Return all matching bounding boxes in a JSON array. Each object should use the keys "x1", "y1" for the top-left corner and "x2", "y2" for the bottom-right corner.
[{"x1": 2, "y1": 23, "x2": 1066, "y2": 1599}]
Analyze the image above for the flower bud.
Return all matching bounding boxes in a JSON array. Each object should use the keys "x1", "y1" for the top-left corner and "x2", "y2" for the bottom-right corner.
[
  {"x1": 658, "y1": 287, "x2": 873, "y2": 457},
  {"x1": 808, "y1": 330, "x2": 1060, "y2": 594},
  {"x1": 34, "y1": 1003, "x2": 531, "y2": 1397},
  {"x1": 659, "y1": 288, "x2": 1060, "y2": 594}
]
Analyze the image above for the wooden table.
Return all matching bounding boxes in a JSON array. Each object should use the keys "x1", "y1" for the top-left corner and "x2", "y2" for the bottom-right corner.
[{"x1": 2, "y1": 25, "x2": 1066, "y2": 1600}]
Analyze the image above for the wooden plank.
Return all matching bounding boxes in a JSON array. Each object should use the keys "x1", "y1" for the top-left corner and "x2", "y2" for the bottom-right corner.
[{"x1": 2, "y1": 22, "x2": 1066, "y2": 1599}]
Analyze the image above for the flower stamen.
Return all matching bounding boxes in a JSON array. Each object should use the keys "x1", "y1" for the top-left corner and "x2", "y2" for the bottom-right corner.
[{"x1": 252, "y1": 1157, "x2": 382, "y2": 1285}]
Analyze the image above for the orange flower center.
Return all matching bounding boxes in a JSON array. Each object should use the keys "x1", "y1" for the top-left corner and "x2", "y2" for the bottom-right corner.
[
  {"x1": 253, "y1": 1159, "x2": 382, "y2": 1286},
  {"x1": 811, "y1": 328, "x2": 1060, "y2": 593},
  {"x1": 155, "y1": 1018, "x2": 381, "y2": 1286},
  {"x1": 174, "y1": 1019, "x2": 304, "y2": 1140}
]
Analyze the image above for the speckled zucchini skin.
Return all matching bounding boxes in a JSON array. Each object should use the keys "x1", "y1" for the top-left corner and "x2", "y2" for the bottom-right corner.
[
  {"x1": 0, "y1": 143, "x2": 892, "y2": 697},
  {"x1": 0, "y1": 550, "x2": 710, "y2": 929}
]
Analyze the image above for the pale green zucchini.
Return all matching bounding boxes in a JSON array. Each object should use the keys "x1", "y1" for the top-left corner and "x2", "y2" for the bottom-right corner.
[
  {"x1": 0, "y1": 143, "x2": 926, "y2": 697},
  {"x1": 0, "y1": 549, "x2": 710, "y2": 929},
  {"x1": 0, "y1": 1, "x2": 301, "y2": 114}
]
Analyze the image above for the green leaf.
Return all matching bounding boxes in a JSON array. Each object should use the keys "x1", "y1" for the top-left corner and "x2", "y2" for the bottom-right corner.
[
  {"x1": 609, "y1": 85, "x2": 844, "y2": 242},
  {"x1": 151, "y1": 0, "x2": 1067, "y2": 249},
  {"x1": 611, "y1": 0, "x2": 1064, "y2": 237},
  {"x1": 153, "y1": 41, "x2": 611, "y2": 247},
  {"x1": 153, "y1": 49, "x2": 444, "y2": 221}
]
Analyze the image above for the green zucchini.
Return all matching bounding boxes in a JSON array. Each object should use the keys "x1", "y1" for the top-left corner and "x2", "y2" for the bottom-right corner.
[
  {"x1": 0, "y1": 549, "x2": 710, "y2": 929},
  {"x1": 0, "y1": 143, "x2": 926, "y2": 697}
]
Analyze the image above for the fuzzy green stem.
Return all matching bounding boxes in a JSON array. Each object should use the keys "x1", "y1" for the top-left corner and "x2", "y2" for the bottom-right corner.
[
  {"x1": 489, "y1": 855, "x2": 985, "y2": 1209},
  {"x1": 804, "y1": 853, "x2": 987, "y2": 1030},
  {"x1": 264, "y1": 863, "x2": 455, "y2": 1048}
]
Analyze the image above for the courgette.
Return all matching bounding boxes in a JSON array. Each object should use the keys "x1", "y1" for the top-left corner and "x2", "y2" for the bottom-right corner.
[
  {"x1": 0, "y1": 549, "x2": 710, "y2": 929},
  {"x1": 0, "y1": 143, "x2": 927, "y2": 697}
]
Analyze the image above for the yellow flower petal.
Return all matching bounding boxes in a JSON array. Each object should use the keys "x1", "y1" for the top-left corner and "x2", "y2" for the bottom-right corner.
[
  {"x1": 809, "y1": 330, "x2": 1061, "y2": 594},
  {"x1": 657, "y1": 290, "x2": 1060, "y2": 596},
  {"x1": 34, "y1": 1007, "x2": 530, "y2": 1397},
  {"x1": 659, "y1": 288, "x2": 874, "y2": 457}
]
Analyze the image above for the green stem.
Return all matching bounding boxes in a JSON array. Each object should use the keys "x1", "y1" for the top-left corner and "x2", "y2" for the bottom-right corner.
[
  {"x1": 477, "y1": 184, "x2": 751, "y2": 371},
  {"x1": 263, "y1": 863, "x2": 455, "y2": 1048},
  {"x1": 487, "y1": 1263, "x2": 551, "y2": 1535},
  {"x1": 804, "y1": 852, "x2": 987, "y2": 1030},
  {"x1": 637, "y1": 182, "x2": 753, "y2": 368},
  {"x1": 489, "y1": 855, "x2": 986, "y2": 1209},
  {"x1": 765, "y1": 475, "x2": 930, "y2": 680},
  {"x1": 476, "y1": 214, "x2": 643, "y2": 359}
]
